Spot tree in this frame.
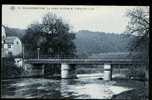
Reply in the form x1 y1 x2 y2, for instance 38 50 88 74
23 13 76 58
23 13 77 75
126 7 149 81
126 7 149 62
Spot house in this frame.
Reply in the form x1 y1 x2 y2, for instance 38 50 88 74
1 26 7 57
2 26 24 68
2 26 6 44
5 36 22 56
14 58 23 67
1 26 23 57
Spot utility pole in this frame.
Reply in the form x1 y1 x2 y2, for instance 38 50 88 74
58 47 59 58
37 48 40 59
22 45 24 59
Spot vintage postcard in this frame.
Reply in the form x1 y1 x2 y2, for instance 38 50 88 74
1 5 149 99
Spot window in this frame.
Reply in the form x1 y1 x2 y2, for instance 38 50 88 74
8 44 11 48
8 52 12 56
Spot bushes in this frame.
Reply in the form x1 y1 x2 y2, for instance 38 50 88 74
127 65 146 80
1 57 24 79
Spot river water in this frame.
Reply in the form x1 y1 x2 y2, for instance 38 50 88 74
1 73 133 99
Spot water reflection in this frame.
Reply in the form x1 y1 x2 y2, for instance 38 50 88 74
60 79 90 99
1 74 133 99
60 78 117 99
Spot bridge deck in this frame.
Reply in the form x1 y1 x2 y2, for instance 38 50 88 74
24 58 144 64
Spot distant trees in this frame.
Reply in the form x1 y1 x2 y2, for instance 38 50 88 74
23 13 76 58
126 7 149 62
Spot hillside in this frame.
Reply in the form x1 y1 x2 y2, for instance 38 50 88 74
4 27 135 58
4 26 26 40
74 30 135 57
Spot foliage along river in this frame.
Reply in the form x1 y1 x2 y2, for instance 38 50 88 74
1 73 133 99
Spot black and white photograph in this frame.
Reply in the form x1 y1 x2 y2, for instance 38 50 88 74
1 5 149 99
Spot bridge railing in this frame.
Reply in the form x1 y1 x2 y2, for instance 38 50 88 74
24 58 144 65
23 54 82 59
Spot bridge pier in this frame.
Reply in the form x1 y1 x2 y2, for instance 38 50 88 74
104 64 112 81
61 63 77 79
42 65 45 76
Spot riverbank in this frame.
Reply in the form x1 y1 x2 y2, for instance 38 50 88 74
112 87 148 100
111 80 148 100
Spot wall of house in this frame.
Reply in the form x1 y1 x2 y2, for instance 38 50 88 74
3 39 22 57
11 39 22 56
2 26 7 57
2 26 6 44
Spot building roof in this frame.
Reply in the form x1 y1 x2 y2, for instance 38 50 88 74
5 36 20 44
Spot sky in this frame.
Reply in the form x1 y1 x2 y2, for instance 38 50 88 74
2 5 149 34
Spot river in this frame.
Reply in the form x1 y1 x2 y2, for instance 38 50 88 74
1 73 134 99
